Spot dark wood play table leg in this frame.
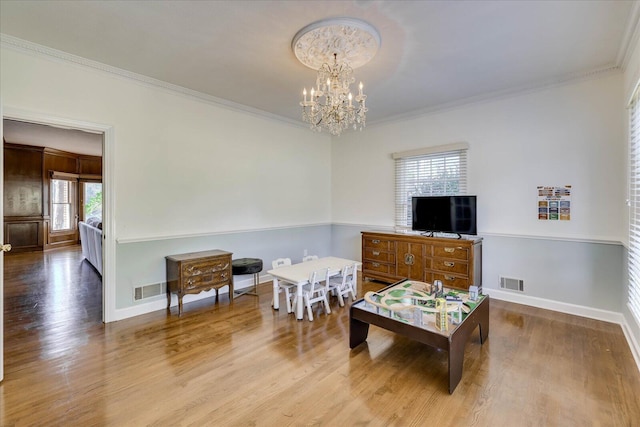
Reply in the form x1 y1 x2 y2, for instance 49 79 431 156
350 316 370 348
448 297 490 393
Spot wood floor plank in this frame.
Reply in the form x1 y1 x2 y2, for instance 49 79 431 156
2 247 640 426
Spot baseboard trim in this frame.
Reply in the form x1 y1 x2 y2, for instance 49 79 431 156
113 276 271 321
486 288 640 374
621 319 640 374
485 288 624 323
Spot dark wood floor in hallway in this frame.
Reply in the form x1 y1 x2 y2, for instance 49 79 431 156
2 247 640 426
3 246 102 373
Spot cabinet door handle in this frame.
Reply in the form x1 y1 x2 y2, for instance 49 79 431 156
372 262 380 267
372 251 380 256
444 261 455 267
372 239 380 244
404 253 414 265
444 275 455 281
444 247 455 253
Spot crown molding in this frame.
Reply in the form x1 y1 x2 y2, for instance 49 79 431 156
0 32 628 133
0 34 306 130
369 64 622 128
617 0 640 71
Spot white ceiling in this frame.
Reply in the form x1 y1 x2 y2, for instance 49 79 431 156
0 1 638 127
3 120 103 156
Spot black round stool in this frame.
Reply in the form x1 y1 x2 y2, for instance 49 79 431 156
232 258 263 297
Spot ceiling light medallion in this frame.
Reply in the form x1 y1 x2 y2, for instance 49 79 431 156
292 18 380 136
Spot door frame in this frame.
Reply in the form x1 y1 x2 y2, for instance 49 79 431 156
1 107 116 380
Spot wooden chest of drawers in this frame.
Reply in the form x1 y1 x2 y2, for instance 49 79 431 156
361 231 482 291
166 249 233 316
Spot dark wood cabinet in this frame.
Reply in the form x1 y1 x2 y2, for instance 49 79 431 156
362 231 482 291
166 250 233 316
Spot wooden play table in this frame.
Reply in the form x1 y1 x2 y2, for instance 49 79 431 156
349 279 489 393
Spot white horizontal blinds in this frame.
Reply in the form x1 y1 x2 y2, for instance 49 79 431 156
394 145 468 228
629 86 640 324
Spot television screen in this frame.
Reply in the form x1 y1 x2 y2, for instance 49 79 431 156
411 196 477 235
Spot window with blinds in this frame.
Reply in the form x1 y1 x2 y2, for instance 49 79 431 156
628 85 640 324
393 143 468 228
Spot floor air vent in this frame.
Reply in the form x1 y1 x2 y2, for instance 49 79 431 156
500 276 524 292
134 283 164 301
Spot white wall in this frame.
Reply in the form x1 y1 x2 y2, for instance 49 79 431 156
333 74 624 242
0 46 332 240
331 74 626 316
1 44 333 315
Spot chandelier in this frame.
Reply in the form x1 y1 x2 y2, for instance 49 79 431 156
292 18 380 136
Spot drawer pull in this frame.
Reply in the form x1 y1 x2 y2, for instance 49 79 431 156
372 262 380 267
444 247 455 253
220 272 228 280
444 261 455 267
444 275 455 281
372 251 380 256
372 239 380 244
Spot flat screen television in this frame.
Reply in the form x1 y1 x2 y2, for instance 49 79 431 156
411 195 477 236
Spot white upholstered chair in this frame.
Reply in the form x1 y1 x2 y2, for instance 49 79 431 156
302 255 319 262
271 258 297 313
327 263 358 306
293 267 331 321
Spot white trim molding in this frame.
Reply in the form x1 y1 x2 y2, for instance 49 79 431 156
621 319 640 374
116 222 332 244
479 232 623 246
0 34 305 130
2 106 118 324
114 275 270 321
485 288 624 324
486 288 639 374
370 65 622 128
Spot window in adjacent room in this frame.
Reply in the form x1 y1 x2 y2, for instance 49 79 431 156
51 178 76 231
628 83 640 324
393 143 468 228
82 182 102 220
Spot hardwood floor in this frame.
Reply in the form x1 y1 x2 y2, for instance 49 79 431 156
2 248 640 426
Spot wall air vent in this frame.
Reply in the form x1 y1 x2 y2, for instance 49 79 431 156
500 276 524 292
133 283 164 301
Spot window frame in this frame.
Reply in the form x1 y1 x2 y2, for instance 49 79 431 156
50 178 77 232
393 143 469 229
79 180 103 222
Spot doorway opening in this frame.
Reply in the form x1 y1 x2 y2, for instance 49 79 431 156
1 110 115 321
3 118 104 330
